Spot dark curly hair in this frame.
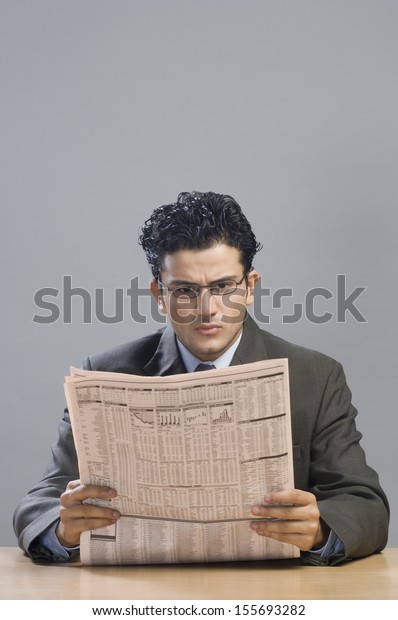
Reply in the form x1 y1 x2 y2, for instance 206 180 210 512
139 191 262 279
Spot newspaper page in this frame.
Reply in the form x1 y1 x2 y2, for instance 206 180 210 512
64 359 299 565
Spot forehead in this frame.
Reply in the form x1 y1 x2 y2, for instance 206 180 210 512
160 244 243 282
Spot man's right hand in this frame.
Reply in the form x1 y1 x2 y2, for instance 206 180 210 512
56 479 120 547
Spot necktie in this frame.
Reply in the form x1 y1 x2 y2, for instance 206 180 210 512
194 363 216 372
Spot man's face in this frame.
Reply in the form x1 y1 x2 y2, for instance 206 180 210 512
150 244 259 362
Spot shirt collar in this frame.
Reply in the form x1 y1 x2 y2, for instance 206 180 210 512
176 331 243 373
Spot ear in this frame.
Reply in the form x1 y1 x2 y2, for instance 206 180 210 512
246 270 260 306
150 280 167 313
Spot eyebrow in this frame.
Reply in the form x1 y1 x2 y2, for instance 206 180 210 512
167 275 241 286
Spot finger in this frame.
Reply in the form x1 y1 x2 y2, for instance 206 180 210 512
60 483 117 507
252 502 320 523
59 503 120 523
73 517 120 533
65 479 82 491
251 504 309 520
250 515 320 551
251 488 319 521
250 517 315 537
56 515 119 547
262 489 316 507
251 527 316 552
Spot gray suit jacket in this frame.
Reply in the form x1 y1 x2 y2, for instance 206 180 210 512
13 315 389 564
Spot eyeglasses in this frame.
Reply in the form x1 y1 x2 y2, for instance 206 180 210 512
158 274 247 299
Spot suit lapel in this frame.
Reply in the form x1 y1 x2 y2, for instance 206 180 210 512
231 314 269 365
143 325 186 376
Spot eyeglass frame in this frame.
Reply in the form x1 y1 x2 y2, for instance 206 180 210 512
157 273 248 299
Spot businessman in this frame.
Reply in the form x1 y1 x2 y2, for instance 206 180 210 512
14 191 389 565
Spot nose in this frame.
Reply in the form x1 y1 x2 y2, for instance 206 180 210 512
196 288 218 318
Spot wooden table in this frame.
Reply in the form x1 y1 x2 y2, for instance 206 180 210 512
0 547 397 600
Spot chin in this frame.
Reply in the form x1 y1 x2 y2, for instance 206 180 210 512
195 347 222 360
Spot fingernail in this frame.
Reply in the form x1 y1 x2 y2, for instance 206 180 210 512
251 506 261 515
250 521 259 530
112 511 120 518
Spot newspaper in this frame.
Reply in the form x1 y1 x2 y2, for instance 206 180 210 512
64 359 299 565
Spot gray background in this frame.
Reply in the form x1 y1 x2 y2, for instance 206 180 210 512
1 1 397 547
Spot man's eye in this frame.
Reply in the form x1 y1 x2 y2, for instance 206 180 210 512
214 280 235 291
175 287 197 297
212 281 234 293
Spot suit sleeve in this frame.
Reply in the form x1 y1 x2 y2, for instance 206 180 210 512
13 357 100 560
13 409 83 562
303 361 389 565
13 409 79 561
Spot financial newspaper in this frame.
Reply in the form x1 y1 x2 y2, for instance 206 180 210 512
64 359 299 565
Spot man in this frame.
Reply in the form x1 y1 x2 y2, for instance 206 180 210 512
14 191 389 565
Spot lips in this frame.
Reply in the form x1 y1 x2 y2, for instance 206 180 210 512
195 324 222 336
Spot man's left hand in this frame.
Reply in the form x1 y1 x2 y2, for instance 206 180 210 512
250 489 328 551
